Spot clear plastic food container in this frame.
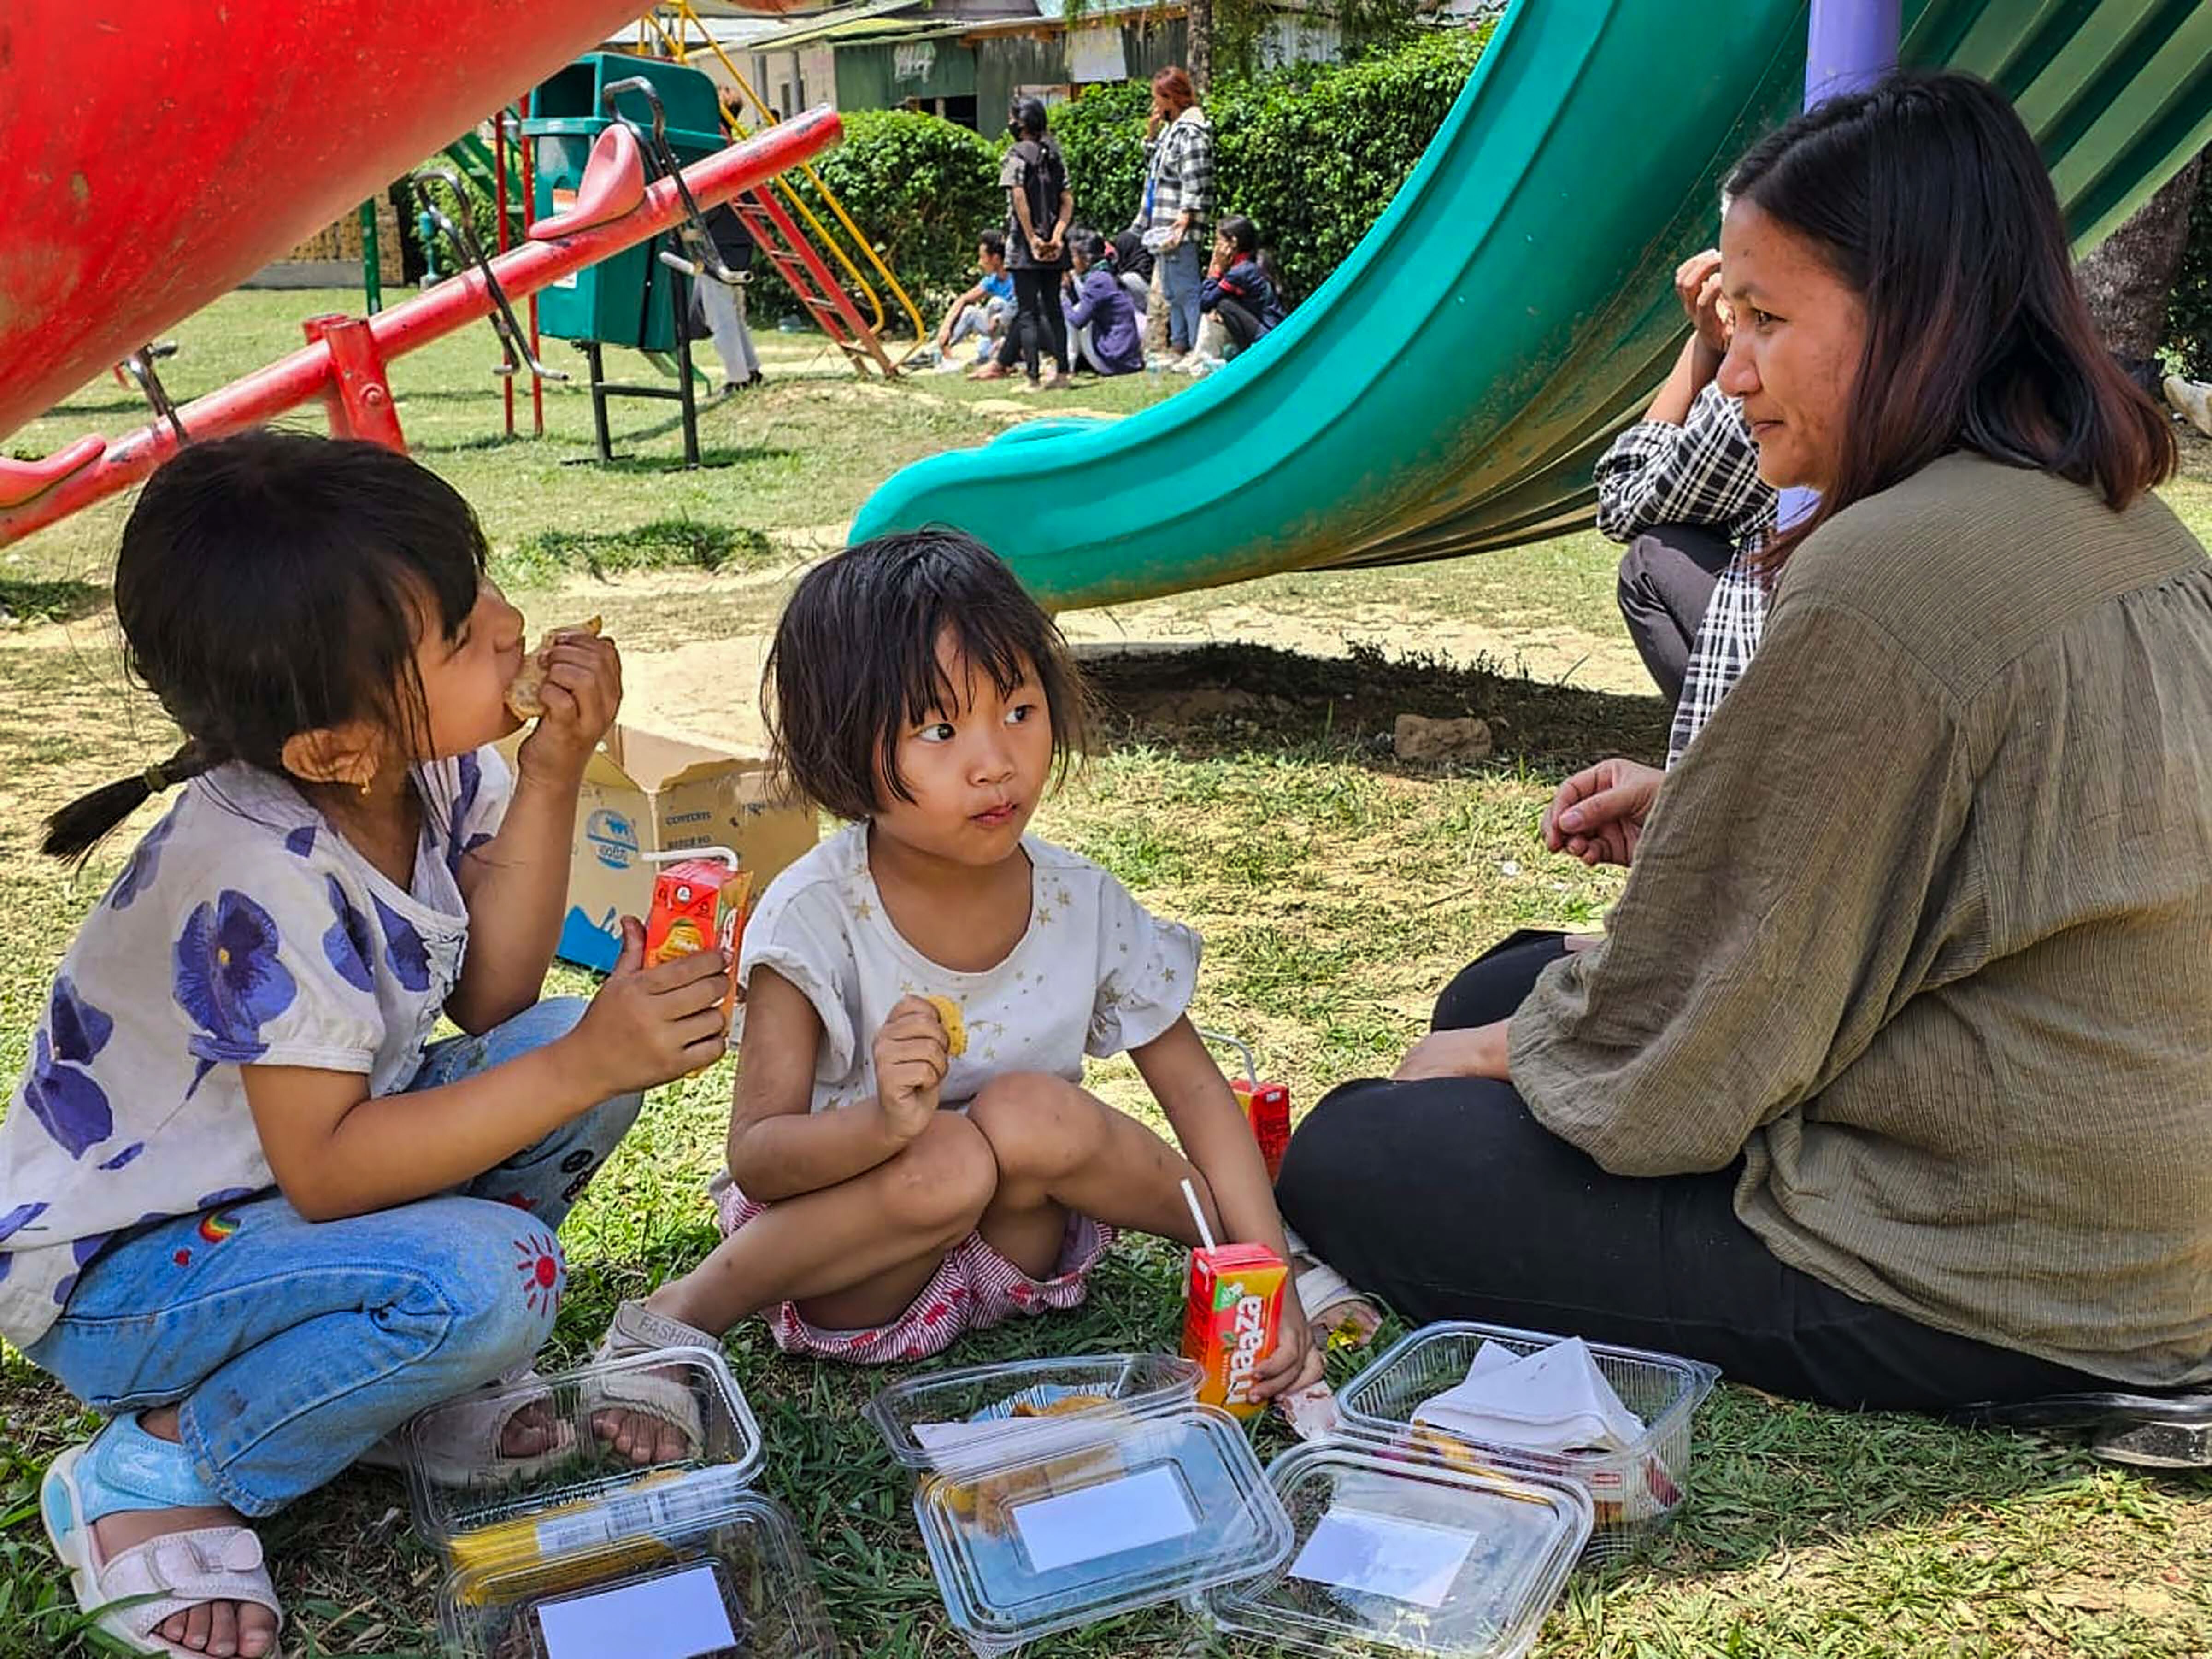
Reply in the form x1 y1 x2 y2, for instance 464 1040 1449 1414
865 1352 1203 1481
911 1400 1294 1655
438 1490 834 1658
398 1348 831 1657
402 1349 764 1548
1202 1439 1593 1657
1336 1322 1718 1562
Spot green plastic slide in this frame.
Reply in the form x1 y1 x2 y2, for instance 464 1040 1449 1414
849 0 2212 611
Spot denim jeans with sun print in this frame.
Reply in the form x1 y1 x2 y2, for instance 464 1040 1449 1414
25 997 640 1516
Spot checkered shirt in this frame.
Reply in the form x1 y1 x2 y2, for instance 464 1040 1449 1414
1141 110 1216 237
1594 381 1776 765
1667 555 1766 765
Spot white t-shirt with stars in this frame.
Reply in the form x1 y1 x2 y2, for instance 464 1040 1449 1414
738 824 1200 1114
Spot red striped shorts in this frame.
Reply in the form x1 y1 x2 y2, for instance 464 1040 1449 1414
712 1177 1116 1365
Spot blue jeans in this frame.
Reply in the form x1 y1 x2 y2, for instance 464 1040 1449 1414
1159 240 1204 353
25 998 640 1517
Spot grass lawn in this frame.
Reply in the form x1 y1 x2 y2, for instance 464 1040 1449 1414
3 290 2212 1657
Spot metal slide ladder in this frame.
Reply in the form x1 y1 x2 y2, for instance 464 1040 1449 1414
641 0 927 377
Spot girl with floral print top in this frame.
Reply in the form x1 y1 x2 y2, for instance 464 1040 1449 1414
594 530 1324 1397
0 433 733 1659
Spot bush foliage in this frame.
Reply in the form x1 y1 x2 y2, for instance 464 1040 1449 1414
756 108 1001 323
771 29 1490 327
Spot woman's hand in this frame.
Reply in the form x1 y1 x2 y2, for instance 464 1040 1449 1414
1542 757 1662 867
1392 1021 1510 1082
517 629 622 788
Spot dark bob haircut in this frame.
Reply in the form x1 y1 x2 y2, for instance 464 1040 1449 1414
1727 71 2174 570
762 529 1090 822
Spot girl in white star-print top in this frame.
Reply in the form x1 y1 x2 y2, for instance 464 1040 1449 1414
599 530 1324 1389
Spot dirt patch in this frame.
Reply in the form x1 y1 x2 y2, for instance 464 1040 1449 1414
1060 596 1651 698
617 634 773 750
1080 641 1667 771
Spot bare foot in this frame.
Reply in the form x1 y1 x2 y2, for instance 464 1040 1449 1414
498 1398 565 1460
587 1291 711 1466
89 1408 278 1658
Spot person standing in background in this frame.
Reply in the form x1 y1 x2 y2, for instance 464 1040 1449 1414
976 98 1074 392
1131 68 1215 364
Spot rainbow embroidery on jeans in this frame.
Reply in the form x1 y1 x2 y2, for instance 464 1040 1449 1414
197 1210 240 1244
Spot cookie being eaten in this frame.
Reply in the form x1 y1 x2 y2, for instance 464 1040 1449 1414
505 617 604 719
923 995 967 1057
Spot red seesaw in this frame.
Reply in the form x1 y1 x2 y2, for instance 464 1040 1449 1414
0 107 840 547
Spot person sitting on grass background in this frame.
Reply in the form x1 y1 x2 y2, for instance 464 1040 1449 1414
4 433 730 1659
933 231 1014 372
1192 214 1288 367
1596 247 1783 718
1278 71 2212 1417
591 529 1323 1407
1064 229 1144 378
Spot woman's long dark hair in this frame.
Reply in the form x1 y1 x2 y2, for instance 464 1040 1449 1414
1728 71 2174 570
43 430 488 864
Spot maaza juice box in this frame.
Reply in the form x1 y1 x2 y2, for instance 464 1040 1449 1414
1180 1244 1287 1421
1232 1077 1291 1181
645 853 752 1019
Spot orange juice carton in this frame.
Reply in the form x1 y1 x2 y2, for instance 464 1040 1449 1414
643 848 752 1019
1232 1077 1292 1181
1180 1244 1287 1421
1201 1030 1292 1181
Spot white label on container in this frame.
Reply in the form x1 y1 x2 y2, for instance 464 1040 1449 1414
1009 1465 1198 1573
1289 1507 1478 1609
914 1416 1106 1477
534 1562 736 1659
532 1466 747 1559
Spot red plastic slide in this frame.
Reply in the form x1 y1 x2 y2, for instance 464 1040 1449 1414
0 0 797 442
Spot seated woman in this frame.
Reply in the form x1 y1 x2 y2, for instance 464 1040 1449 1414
1064 230 1144 377
1277 72 2212 1414
1195 215 1287 362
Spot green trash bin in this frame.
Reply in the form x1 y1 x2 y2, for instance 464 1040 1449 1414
523 53 724 353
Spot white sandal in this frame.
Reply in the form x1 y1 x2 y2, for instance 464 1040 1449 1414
356 1368 576 1486
587 1300 721 1451
41 1437 283 1658
1285 1227 1384 1350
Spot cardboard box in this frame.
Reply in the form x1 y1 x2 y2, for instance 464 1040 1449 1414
510 725 818 974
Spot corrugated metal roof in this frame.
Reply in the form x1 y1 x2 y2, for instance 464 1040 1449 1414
741 0 938 52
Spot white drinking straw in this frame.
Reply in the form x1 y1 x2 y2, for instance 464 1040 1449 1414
1180 1178 1218 1252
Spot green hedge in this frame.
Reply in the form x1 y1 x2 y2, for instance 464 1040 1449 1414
1053 32 1488 300
753 108 1001 326
756 30 1489 332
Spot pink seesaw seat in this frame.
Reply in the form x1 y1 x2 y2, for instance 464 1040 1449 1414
527 124 647 239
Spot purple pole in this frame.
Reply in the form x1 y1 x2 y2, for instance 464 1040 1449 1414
1805 0 1900 107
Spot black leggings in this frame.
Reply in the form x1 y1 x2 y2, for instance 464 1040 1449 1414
1210 296 1265 351
998 266 1070 378
1615 522 1735 706
1275 932 2116 1413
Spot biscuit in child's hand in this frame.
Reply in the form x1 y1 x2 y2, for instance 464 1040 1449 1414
923 995 967 1057
505 616 604 718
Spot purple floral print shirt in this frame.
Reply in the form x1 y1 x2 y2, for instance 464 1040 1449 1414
0 749 510 1345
